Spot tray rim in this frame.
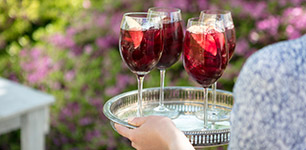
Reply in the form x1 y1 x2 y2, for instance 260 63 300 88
103 86 233 130
103 86 233 148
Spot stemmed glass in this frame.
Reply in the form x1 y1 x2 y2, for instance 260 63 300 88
119 12 163 117
200 10 236 121
183 17 228 129
148 7 184 118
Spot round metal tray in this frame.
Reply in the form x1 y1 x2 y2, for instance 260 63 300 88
103 86 234 148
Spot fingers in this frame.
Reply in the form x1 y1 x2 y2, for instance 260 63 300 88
128 117 148 126
114 123 132 139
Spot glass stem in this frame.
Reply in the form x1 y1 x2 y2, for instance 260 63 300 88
136 75 144 117
212 82 217 110
203 87 208 129
159 69 166 109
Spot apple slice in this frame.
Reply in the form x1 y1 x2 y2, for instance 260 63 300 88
187 25 218 56
125 16 143 48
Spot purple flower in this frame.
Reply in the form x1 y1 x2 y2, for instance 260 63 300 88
84 44 93 54
49 33 76 49
154 0 189 12
96 14 107 28
241 1 267 19
282 7 306 39
256 16 280 36
197 0 209 10
59 102 80 121
106 131 116 149
283 7 306 31
65 70 75 81
60 135 69 144
110 13 123 38
66 27 78 37
277 0 287 7
79 117 93 126
67 122 76 132
154 0 169 8
235 38 250 56
30 48 41 58
20 48 54 84
230 0 243 7
290 0 303 5
105 86 121 96
286 25 301 39
85 129 101 141
89 98 103 108
116 74 135 89
53 137 61 146
8 73 19 82
70 45 83 56
95 36 113 50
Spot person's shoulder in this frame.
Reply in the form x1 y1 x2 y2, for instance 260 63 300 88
233 35 306 103
246 34 306 67
230 35 306 150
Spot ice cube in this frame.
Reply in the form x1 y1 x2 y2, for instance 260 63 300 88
213 20 226 33
162 16 171 23
125 16 142 30
224 16 234 28
187 25 206 34
225 22 234 29
144 15 163 30
142 21 153 30
198 17 226 33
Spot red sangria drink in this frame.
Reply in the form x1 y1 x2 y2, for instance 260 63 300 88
148 7 184 118
200 10 235 123
226 27 236 59
156 21 184 69
183 27 228 88
119 12 163 117
183 17 228 129
120 28 163 74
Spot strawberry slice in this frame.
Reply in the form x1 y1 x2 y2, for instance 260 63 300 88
125 16 143 48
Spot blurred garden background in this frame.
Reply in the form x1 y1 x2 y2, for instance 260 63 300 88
0 0 305 149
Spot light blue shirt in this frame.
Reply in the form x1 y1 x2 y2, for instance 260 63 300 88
229 35 306 150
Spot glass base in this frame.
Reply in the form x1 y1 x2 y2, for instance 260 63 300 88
195 107 231 122
144 106 180 119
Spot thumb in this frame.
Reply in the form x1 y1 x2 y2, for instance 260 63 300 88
128 117 148 127
114 123 132 139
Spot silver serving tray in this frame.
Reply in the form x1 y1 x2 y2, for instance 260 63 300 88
103 86 234 148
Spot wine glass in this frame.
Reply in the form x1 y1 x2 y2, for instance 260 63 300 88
183 17 228 129
119 12 163 117
148 7 184 118
200 10 236 122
